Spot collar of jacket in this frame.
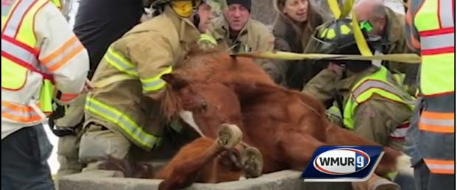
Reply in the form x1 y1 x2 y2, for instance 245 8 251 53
337 66 380 96
273 14 304 41
383 7 404 47
164 6 201 44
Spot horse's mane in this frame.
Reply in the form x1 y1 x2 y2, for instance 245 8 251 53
159 43 231 121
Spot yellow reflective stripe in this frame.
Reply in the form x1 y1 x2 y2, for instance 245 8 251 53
198 34 217 45
39 79 54 113
85 97 159 149
140 66 172 92
351 80 405 103
104 48 138 77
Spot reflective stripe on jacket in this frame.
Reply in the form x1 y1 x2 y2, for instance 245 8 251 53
343 66 415 140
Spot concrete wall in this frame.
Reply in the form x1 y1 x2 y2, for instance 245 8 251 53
59 170 353 190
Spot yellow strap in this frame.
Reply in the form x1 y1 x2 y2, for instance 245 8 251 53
327 0 354 19
92 74 136 89
327 0 342 18
234 51 421 64
340 0 355 18
351 11 374 56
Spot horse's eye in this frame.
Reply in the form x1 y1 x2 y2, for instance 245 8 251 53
201 101 208 111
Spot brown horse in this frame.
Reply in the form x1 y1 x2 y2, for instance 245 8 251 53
100 47 403 190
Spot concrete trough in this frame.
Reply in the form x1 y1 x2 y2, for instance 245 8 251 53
58 170 353 190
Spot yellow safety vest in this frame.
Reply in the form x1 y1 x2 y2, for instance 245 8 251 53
1 0 56 124
414 0 454 96
413 0 455 175
343 66 415 137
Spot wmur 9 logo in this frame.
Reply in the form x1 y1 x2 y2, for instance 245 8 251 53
301 146 384 182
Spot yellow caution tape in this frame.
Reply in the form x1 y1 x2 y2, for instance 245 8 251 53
234 51 421 64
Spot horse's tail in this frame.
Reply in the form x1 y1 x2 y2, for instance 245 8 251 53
98 156 155 179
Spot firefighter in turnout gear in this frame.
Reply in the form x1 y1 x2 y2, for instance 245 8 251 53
1 0 89 188
404 0 455 189
302 18 416 190
78 0 217 173
54 0 147 177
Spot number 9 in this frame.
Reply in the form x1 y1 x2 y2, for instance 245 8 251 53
357 156 364 168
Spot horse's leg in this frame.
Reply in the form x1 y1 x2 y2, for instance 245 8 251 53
157 124 242 190
219 143 264 179
278 132 326 170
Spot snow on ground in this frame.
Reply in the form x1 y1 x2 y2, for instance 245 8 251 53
45 0 404 175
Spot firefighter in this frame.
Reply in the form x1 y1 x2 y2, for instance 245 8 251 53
78 0 217 173
208 0 282 83
54 0 147 177
353 0 419 96
302 18 416 190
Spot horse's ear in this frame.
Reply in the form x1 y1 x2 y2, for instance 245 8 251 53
161 73 189 90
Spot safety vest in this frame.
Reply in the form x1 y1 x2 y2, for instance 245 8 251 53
1 0 58 125
413 0 455 174
343 66 415 140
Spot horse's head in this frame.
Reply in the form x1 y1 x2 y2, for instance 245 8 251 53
161 72 243 138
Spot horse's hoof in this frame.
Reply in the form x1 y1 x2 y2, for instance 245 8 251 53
217 124 242 149
241 146 263 179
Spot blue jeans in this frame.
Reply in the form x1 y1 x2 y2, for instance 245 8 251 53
2 125 55 190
